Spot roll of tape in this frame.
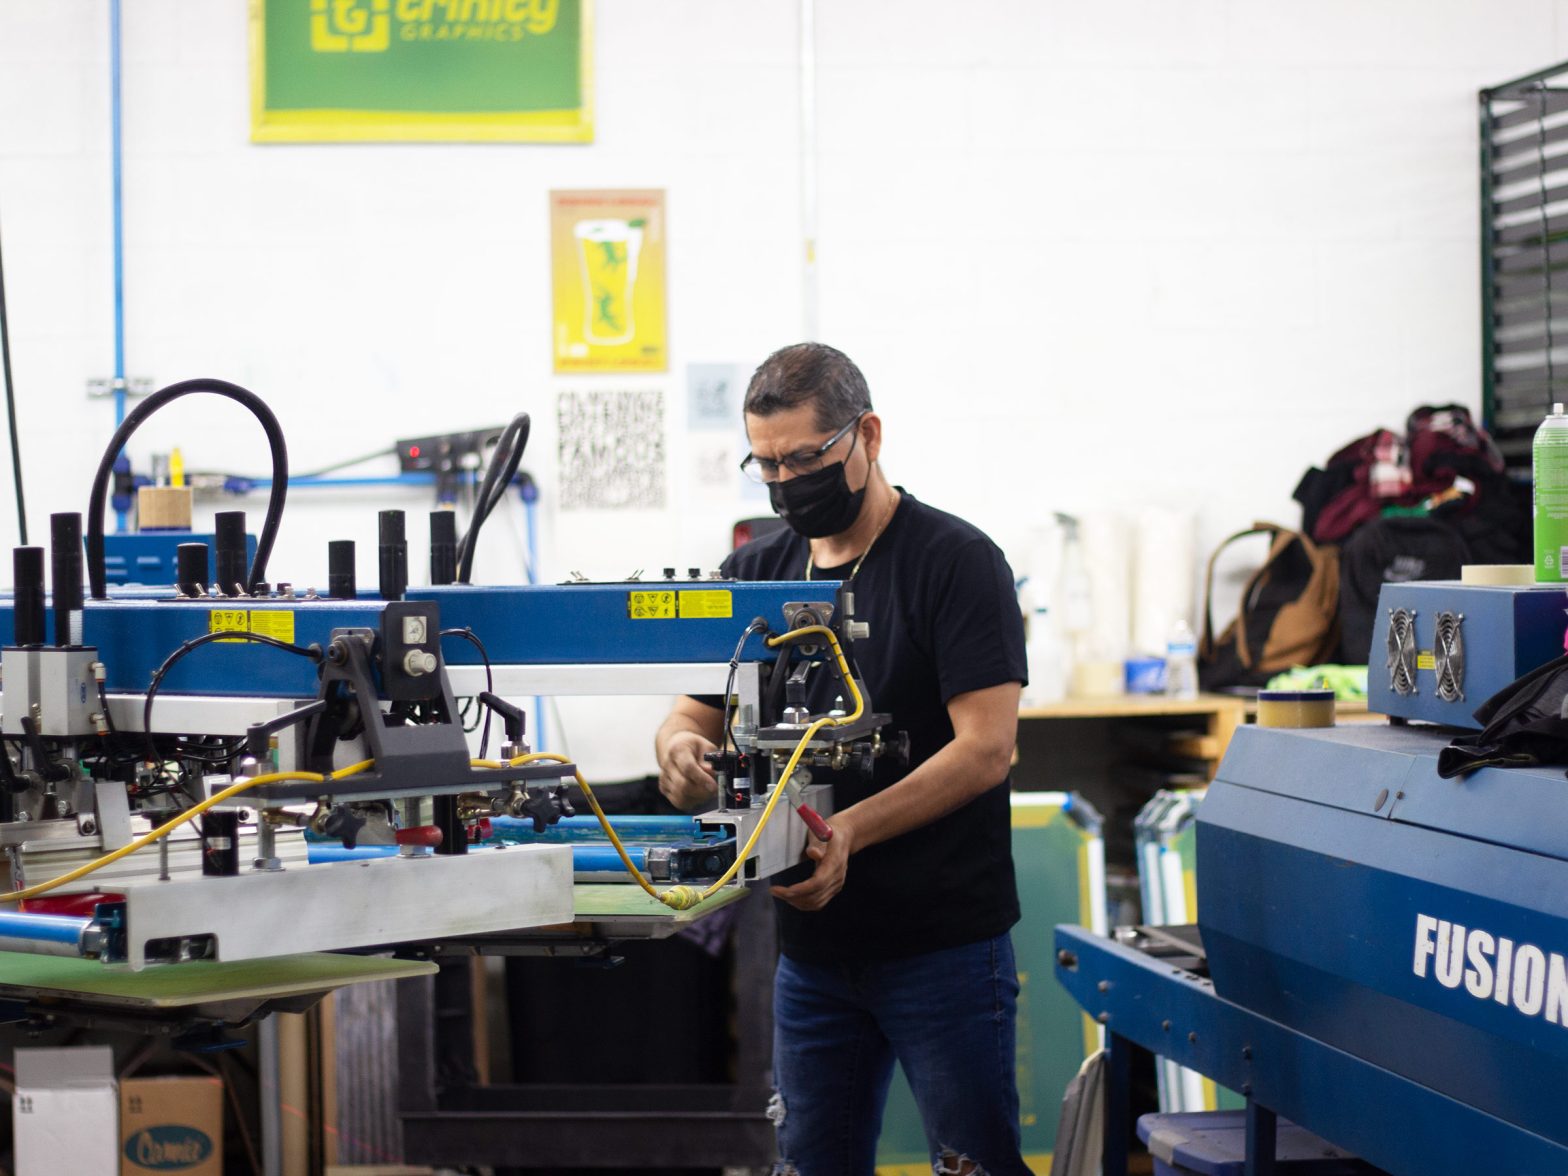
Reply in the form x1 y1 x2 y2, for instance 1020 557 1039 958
1460 564 1534 586
1257 689 1335 729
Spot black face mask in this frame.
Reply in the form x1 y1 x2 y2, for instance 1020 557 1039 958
768 461 866 538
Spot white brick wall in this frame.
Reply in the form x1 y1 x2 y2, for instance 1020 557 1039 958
0 0 1565 763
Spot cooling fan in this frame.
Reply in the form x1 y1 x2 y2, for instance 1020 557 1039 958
1387 607 1418 696
1433 610 1465 703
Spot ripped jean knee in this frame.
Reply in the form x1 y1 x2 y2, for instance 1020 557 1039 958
767 1091 797 1175
934 1147 987 1176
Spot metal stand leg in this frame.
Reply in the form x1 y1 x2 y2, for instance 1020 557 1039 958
1245 1097 1277 1176
1104 1030 1132 1176
259 1014 283 1176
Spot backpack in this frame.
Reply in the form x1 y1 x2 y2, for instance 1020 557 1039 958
1198 524 1341 690
1337 515 1470 664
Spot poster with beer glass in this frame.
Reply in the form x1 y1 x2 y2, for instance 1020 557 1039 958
549 190 667 373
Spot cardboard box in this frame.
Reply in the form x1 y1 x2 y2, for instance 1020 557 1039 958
14 1046 119 1176
120 1075 223 1176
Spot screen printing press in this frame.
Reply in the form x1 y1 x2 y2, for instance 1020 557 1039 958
0 552 889 1027
0 377 896 1041
0 381 908 1172
1055 579 1568 1175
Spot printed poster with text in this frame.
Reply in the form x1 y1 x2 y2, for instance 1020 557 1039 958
550 190 667 374
251 0 593 143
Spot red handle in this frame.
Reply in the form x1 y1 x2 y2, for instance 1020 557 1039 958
798 804 833 842
396 825 444 848
20 892 124 917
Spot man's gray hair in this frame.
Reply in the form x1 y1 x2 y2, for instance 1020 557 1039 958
743 343 872 431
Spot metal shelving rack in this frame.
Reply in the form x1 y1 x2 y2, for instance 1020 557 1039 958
1481 60 1568 478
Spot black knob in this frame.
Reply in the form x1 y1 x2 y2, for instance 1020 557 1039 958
328 540 357 599
50 513 83 646
429 510 457 586
12 547 45 646
214 510 248 595
176 542 209 597
378 510 407 601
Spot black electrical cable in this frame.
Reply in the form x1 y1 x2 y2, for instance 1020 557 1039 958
720 619 770 760
455 416 527 582
0 209 27 544
440 627 494 759
456 412 529 583
141 630 322 765
87 379 289 599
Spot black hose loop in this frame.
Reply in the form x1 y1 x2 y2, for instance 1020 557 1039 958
87 378 289 599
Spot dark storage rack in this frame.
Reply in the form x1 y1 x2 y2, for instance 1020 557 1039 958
1482 60 1568 478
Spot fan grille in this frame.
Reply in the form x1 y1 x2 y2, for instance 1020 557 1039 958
1387 608 1418 696
1434 611 1465 703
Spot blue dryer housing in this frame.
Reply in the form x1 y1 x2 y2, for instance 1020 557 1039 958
1365 581 1567 729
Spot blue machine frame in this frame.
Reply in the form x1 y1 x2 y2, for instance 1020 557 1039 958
1366 580 1567 728
1055 720 1568 1175
0 580 837 695
1054 925 1568 1175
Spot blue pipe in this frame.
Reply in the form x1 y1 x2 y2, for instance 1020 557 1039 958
304 841 653 873
572 845 648 873
489 814 706 842
303 815 704 856
308 844 398 864
0 910 91 949
110 0 128 532
245 474 439 490
523 488 544 750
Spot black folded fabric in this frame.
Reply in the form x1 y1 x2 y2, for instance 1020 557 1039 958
1438 653 1568 778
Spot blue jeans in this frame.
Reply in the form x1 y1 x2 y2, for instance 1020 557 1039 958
770 932 1030 1176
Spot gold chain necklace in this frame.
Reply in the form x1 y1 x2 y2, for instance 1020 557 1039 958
806 493 898 581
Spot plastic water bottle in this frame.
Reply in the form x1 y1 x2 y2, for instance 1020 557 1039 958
1534 402 1568 582
1165 618 1199 699
1024 606 1067 705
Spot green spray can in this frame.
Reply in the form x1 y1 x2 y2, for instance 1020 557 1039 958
1534 402 1568 581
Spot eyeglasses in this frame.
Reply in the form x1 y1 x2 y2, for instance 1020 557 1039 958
739 413 865 483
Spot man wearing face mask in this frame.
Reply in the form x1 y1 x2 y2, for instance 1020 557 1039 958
654 343 1030 1176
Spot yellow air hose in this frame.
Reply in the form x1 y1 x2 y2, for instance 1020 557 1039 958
484 624 865 910
0 760 376 905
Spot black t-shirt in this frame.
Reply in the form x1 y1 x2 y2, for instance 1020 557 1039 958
718 490 1027 963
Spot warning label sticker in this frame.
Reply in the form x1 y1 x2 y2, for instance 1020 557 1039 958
628 590 678 619
678 590 732 619
208 610 296 643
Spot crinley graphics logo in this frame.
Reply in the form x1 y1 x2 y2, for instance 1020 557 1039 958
1413 913 1568 1025
310 0 391 52
311 0 561 50
124 1124 214 1171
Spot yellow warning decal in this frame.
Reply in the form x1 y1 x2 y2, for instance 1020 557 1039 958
208 609 251 642
678 589 733 619
249 610 296 643
1417 651 1436 671
628 590 677 620
208 610 296 643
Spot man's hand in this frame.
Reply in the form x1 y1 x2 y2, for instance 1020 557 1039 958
769 815 856 912
658 729 719 811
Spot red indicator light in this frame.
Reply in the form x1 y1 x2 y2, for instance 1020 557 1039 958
409 445 421 459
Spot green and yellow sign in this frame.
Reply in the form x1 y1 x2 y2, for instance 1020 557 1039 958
250 0 593 142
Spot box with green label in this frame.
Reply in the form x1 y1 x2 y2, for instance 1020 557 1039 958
120 1075 223 1176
